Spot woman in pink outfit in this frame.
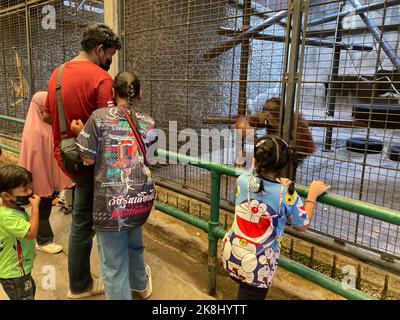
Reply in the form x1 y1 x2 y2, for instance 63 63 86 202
19 91 74 254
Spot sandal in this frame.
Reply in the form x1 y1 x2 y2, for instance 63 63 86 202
67 278 104 299
132 265 152 299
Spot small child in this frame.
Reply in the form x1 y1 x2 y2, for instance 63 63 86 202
222 135 330 300
74 71 157 300
0 165 40 300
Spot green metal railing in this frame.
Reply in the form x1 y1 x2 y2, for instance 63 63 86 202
3 114 399 299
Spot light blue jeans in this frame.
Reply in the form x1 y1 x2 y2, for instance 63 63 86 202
96 227 148 300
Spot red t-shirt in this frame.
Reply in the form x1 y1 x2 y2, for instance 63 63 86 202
44 60 114 177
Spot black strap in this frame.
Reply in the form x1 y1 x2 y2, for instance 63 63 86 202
56 63 67 137
118 105 148 166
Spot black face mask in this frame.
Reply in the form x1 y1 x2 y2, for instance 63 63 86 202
100 59 112 71
12 193 33 207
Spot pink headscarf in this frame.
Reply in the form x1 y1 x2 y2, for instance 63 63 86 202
19 91 74 197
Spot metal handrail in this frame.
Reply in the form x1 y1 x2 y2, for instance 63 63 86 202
0 114 391 299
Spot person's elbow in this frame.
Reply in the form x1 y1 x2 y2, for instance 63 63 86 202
80 155 95 165
43 112 52 124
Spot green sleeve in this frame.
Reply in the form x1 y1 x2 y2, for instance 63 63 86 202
1 213 31 238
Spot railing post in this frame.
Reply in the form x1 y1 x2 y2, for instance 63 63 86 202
208 169 221 295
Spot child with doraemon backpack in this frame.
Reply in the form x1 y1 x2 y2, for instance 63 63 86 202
222 135 330 300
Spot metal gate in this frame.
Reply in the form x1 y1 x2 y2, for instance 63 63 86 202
121 0 400 260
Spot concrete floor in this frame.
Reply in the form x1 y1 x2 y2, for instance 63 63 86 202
1 204 343 300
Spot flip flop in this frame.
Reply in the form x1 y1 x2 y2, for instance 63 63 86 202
67 278 104 299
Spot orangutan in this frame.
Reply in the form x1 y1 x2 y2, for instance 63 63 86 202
235 97 315 164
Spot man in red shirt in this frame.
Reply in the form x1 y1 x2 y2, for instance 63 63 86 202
43 24 121 299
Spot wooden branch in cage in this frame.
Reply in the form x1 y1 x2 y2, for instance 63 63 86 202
202 116 400 129
227 0 287 28
216 27 373 52
203 10 288 61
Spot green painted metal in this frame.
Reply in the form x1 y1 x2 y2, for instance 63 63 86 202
207 169 221 295
0 116 390 299
156 149 400 227
153 200 377 300
0 114 25 125
155 201 209 232
155 148 241 177
0 143 20 154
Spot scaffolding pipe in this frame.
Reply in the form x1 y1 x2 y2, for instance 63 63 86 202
307 0 400 27
348 0 400 74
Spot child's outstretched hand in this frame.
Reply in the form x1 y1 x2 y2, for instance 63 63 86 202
308 180 331 200
29 195 41 208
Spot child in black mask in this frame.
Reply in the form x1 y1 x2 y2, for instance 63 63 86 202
0 165 40 300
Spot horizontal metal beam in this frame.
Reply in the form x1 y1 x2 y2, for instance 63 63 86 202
295 184 400 227
216 27 373 51
307 23 400 39
156 178 400 272
308 0 400 27
156 148 400 227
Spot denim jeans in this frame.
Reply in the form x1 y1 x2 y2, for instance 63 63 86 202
0 274 36 300
68 176 95 293
96 227 148 300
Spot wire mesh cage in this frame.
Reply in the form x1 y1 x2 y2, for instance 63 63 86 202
122 0 400 260
0 0 104 138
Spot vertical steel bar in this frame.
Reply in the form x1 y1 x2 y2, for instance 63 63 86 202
290 0 309 180
348 0 400 74
355 2 388 244
207 169 221 295
282 0 303 179
324 1 345 151
237 0 251 167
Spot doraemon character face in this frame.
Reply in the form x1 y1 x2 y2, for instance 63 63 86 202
233 199 278 245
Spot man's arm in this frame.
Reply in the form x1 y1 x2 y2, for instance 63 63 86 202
43 112 52 124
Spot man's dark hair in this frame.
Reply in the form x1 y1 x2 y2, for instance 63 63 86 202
0 165 32 193
81 24 122 52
